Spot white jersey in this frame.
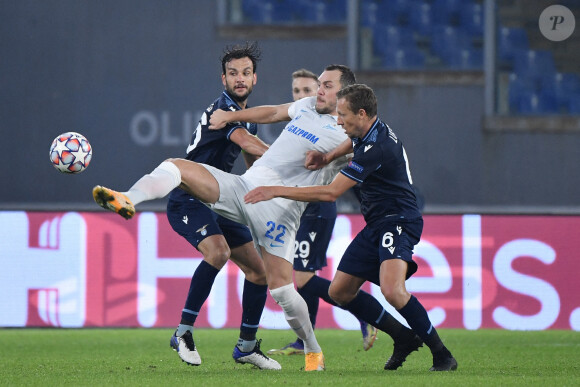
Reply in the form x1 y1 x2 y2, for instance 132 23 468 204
248 96 349 187
202 97 349 263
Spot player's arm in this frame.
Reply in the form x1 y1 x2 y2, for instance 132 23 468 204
209 103 293 129
305 138 354 170
244 173 357 204
229 128 269 157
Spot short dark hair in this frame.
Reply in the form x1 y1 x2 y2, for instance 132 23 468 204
336 84 378 117
324 64 356 88
221 41 262 74
292 68 318 82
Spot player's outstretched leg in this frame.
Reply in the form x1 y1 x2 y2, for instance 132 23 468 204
360 320 378 351
384 331 423 370
267 339 305 356
92 185 135 220
232 339 281 370
170 330 201 366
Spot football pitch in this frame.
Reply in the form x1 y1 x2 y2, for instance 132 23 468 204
1 328 578 386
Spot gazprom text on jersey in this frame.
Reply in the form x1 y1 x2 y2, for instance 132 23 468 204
286 124 319 144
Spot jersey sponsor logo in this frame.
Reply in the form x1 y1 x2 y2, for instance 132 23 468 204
348 160 364 173
285 124 319 144
308 232 317 242
196 224 209 236
301 259 309 268
364 144 373 152
388 246 396 254
397 225 402 235
182 215 189 224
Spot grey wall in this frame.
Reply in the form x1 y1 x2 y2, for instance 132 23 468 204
2 1 578 213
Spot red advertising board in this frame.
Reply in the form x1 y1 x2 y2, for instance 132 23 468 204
1 211 578 330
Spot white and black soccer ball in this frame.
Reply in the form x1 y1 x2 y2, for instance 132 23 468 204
49 132 92 174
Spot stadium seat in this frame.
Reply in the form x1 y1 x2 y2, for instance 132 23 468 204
408 1 433 35
460 2 484 37
444 47 483 69
299 0 346 23
517 91 559 114
372 25 415 56
242 0 294 23
507 72 536 113
512 49 556 82
498 27 529 64
568 93 580 114
542 72 580 111
432 0 464 26
381 47 426 69
360 0 382 27
430 25 470 58
361 0 409 27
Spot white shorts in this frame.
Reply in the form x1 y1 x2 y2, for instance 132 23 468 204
200 164 305 263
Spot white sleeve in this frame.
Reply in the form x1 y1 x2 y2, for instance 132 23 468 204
288 96 316 119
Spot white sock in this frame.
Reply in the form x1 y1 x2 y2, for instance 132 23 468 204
124 161 181 205
269 283 321 354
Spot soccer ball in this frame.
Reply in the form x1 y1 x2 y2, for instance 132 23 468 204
49 132 92 174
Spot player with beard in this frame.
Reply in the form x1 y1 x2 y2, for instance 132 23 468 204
165 42 279 370
267 69 377 356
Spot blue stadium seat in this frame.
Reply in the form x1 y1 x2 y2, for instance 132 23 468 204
242 0 294 23
361 0 409 27
568 93 580 114
445 47 483 69
518 91 559 114
432 0 463 26
372 25 415 56
498 27 529 64
508 72 536 113
360 0 383 27
381 47 426 69
460 2 484 37
542 72 580 111
512 49 556 81
299 0 346 24
408 1 433 35
430 25 470 58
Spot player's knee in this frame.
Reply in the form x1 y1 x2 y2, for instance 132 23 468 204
245 271 267 286
328 283 350 306
381 284 409 309
204 248 231 269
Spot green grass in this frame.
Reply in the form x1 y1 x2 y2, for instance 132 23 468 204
1 328 579 386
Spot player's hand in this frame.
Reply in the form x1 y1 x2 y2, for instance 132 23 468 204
208 109 229 130
244 186 276 204
305 150 328 170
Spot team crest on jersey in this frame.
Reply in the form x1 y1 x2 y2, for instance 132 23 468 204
322 124 337 131
301 259 309 268
309 232 317 242
348 160 364 173
196 224 209 236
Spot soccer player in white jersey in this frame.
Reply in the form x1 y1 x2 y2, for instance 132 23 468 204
92 65 355 372
267 69 377 356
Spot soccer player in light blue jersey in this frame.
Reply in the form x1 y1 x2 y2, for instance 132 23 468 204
244 84 458 372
